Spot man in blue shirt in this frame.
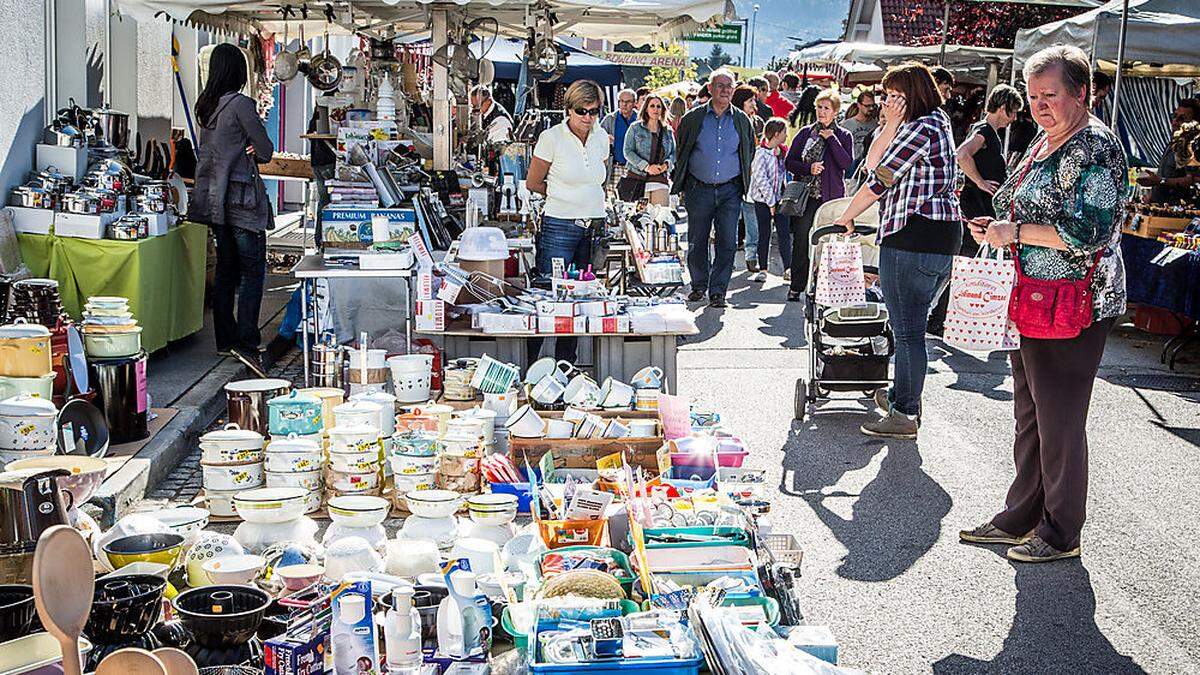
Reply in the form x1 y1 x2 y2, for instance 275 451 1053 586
670 70 755 308
601 89 638 198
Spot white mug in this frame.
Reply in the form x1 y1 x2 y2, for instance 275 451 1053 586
545 418 575 439
598 377 635 409
627 418 658 437
483 389 519 418
530 374 567 406
562 406 590 423
635 389 660 412
504 404 546 438
603 419 631 438
576 413 606 439
471 354 521 394
526 357 576 386
631 366 665 390
563 374 600 408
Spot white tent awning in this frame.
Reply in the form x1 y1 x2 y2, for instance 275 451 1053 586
790 41 1011 70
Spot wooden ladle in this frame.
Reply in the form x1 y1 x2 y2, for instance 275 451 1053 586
31 525 95 675
95 648 167 675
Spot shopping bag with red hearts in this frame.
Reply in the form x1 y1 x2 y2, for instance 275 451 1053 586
813 237 867 308
944 248 1020 352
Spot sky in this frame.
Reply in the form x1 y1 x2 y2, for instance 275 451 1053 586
684 0 851 68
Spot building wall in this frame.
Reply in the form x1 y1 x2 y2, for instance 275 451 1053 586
0 0 48 197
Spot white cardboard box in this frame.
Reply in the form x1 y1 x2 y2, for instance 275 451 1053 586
536 300 577 318
56 212 117 239
587 316 631 334
414 299 445 332
537 316 587 334
8 207 55 235
36 144 89 181
578 300 617 317
475 313 536 334
415 269 434 300
142 212 175 236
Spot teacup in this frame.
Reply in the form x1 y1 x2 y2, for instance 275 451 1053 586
483 389 519 418
526 357 576 386
545 418 575 439
576 413 606 439
627 419 658 437
597 377 635 409
634 389 660 412
603 419 630 438
563 374 600 408
504 404 546 438
563 407 590 423
630 366 665 390
530 374 567 406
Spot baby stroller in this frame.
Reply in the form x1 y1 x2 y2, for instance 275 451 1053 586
795 197 894 420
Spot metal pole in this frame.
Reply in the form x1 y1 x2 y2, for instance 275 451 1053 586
741 18 749 66
749 5 759 68
431 8 451 171
938 0 951 65
1110 0 1131 131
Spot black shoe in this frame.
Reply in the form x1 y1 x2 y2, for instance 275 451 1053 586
708 295 727 308
787 291 802 302
687 290 706 302
927 322 945 338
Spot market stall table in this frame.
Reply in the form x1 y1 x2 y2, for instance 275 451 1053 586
17 221 208 353
1121 233 1200 368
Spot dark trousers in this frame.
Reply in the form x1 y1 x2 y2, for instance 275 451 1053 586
991 317 1114 551
685 180 742 298
529 217 595 362
212 224 266 351
789 199 820 292
753 202 792 272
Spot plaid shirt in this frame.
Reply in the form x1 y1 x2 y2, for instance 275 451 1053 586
866 108 961 241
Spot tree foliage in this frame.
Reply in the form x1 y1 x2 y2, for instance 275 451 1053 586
643 42 698 90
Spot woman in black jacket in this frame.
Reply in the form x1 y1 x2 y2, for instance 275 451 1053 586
189 44 274 358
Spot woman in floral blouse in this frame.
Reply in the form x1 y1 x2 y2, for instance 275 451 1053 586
960 45 1127 564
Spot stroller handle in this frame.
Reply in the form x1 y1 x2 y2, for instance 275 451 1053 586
810 223 877 244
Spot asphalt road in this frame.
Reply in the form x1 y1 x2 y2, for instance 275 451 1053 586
677 259 1200 674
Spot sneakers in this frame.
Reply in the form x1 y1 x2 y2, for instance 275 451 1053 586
746 260 760 273
687 290 706 302
749 271 767 282
1005 535 1081 563
708 295 727 308
860 409 918 439
959 522 1032 546
783 269 792 281
873 388 890 412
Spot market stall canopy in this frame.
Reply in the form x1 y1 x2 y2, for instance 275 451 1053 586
1013 0 1200 75
113 0 735 46
790 41 1011 72
404 36 624 86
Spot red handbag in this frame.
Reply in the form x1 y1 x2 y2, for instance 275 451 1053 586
1005 139 1101 340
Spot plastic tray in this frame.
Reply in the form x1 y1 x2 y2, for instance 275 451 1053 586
537 546 637 595
501 598 639 653
641 526 752 550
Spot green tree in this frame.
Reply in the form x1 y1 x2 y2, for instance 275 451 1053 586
706 44 734 70
642 42 698 90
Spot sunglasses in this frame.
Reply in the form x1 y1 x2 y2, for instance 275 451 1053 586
574 107 602 117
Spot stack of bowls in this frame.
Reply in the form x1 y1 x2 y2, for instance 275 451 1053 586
0 394 59 464
264 434 323 513
388 430 440 509
437 417 485 494
198 424 265 508
6 279 64 327
345 347 390 396
326 423 383 498
80 296 142 359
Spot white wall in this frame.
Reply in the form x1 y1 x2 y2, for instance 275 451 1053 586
0 0 48 195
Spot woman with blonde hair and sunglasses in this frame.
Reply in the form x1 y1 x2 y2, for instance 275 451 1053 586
526 79 610 361
621 94 677 205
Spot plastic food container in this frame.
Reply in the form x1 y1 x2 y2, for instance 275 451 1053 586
201 461 264 491
456 226 507 261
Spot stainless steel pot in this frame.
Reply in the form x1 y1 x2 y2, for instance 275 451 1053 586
0 470 71 550
93 106 130 150
62 192 100 215
9 188 51 210
107 215 147 240
225 378 292 436
136 195 167 214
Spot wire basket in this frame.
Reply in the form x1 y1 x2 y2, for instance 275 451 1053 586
763 533 804 567
200 667 260 675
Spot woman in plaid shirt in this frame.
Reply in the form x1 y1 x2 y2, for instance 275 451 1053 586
834 62 962 439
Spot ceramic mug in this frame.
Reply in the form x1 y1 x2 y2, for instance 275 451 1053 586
545 418 575 439
504 404 546 438
562 407 589 423
483 389 519 418
635 389 660 412
576 413 606 439
563 374 600 408
603 419 630 438
630 366 665 390
470 354 521 394
597 377 635 409
530 374 567 406
627 419 658 437
525 357 575 386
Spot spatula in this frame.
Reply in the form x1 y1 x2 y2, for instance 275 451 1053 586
31 525 94 675
96 648 167 675
153 648 199 675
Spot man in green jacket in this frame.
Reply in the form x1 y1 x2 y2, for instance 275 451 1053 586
671 69 756 308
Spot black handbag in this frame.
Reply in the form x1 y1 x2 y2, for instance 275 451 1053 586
777 179 811 217
616 129 664 202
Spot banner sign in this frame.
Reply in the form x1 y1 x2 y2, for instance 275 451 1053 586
685 24 743 44
598 51 690 69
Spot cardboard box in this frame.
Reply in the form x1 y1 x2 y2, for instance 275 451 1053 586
536 300 577 318
415 299 446 332
141 212 174 236
320 207 417 250
782 625 839 665
476 312 536 334
8 207 55 235
55 212 118 239
36 144 88 181
537 316 587 334
587 315 631 334
578 300 617 317
264 626 327 675
551 277 606 296
415 268 435 300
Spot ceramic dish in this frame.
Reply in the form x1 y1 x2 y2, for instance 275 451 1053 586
202 554 266 585
200 460 264 491
333 401 383 429
327 449 382 474
185 533 246 587
326 467 381 493
266 469 323 492
102 532 185 570
4 456 108 508
404 489 463 519
302 489 323 514
466 493 519 526
147 506 210 546
388 452 438 476
86 296 129 308
233 487 308 524
264 449 323 473
202 488 240 518
275 563 324 591
393 471 434 495
322 536 383 582
200 444 265 465
327 495 390 528
328 423 381 452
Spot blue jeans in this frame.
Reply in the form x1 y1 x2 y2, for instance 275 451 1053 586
535 216 595 282
741 201 758 264
685 181 742 298
213 224 267 351
753 202 791 272
878 246 952 416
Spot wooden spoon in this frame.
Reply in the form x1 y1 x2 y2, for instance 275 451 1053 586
96 648 167 675
153 648 200 675
31 525 94 675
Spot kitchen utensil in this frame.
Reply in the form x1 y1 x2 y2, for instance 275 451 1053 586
56 400 109 458
199 461 263 491
171 585 270 648
0 584 35 641
146 507 209 547
264 469 322 492
152 648 199 675
224 379 291 437
93 107 131 150
201 555 265 585
32 525 93 675
85 574 167 644
0 394 58 451
0 470 71 549
4 457 106 516
232 487 307 524
387 354 433 404
273 19 301 82
266 390 323 437
0 323 53 378
275 564 324 592
65 325 88 396
101 533 185 571
88 352 148 444
327 496 389 528
404 489 463 519
83 327 142 358
322 537 383 582
95 647 166 675
183 533 245 587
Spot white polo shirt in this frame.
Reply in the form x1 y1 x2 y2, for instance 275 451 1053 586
533 120 610 220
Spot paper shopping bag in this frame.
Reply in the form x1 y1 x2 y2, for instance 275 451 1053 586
944 249 1020 352
813 238 867 308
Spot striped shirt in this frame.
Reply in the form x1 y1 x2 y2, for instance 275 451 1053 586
866 108 961 241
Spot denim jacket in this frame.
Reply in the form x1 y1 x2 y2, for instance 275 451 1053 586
622 121 676 176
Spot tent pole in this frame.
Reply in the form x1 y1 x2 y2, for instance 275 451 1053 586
938 0 951 65
1110 0 1131 130
431 8 451 171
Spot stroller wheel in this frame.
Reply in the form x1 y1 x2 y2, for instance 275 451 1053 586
794 379 807 420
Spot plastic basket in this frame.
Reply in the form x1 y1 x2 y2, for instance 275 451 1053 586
536 518 606 549
537 546 637 596
763 533 804 566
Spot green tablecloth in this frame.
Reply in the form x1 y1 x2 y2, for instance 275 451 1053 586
17 221 209 353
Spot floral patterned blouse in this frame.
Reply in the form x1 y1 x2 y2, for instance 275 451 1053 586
993 118 1128 321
